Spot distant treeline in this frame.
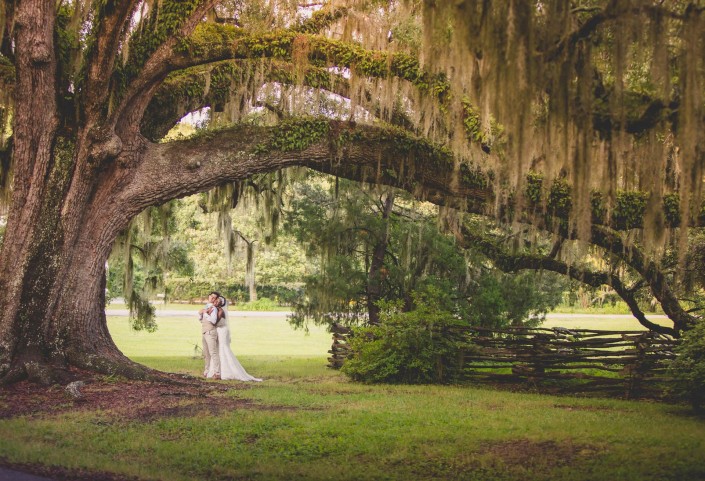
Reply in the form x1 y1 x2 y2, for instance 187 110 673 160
165 278 302 305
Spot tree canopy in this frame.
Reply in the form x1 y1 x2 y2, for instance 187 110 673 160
1 0 704 383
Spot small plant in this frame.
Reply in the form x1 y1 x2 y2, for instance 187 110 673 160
668 320 705 412
99 374 121 384
341 286 476 384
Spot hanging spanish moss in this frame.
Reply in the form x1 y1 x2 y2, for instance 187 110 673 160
407 1 705 257
111 202 179 331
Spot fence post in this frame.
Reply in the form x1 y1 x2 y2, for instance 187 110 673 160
328 323 352 369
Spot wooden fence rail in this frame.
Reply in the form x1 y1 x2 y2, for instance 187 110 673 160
328 323 680 398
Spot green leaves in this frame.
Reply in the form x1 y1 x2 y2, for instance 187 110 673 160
258 117 330 153
668 320 705 411
342 286 475 384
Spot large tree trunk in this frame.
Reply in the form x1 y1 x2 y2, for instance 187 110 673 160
0 136 152 383
0 0 149 384
0 0 63 382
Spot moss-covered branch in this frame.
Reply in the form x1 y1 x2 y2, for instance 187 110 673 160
454 223 679 336
174 25 447 93
132 118 698 335
142 59 415 140
292 6 349 34
589 225 697 332
121 119 492 232
81 0 141 121
140 117 705 238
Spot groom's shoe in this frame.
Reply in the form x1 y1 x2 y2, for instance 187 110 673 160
213 374 221 380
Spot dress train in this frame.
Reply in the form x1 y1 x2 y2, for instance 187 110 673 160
216 309 262 382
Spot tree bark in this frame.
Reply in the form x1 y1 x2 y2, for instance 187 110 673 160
0 0 61 382
244 238 257 302
366 192 394 325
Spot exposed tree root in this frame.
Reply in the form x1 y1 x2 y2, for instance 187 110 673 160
0 359 78 386
0 351 187 387
66 351 197 386
0 365 28 386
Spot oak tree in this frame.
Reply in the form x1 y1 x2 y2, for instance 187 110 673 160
1 0 703 383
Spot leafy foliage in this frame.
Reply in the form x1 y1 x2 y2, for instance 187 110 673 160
465 271 564 328
286 174 568 330
341 286 476 384
668 320 705 411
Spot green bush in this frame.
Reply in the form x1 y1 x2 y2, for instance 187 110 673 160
341 287 476 384
238 297 280 311
669 320 705 412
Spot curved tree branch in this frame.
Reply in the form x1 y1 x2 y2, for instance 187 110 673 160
82 0 141 121
90 116 698 337
60 114 695 339
142 59 415 141
453 223 678 337
589 225 697 332
112 0 221 132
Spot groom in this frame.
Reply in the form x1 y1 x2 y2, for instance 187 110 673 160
198 291 221 379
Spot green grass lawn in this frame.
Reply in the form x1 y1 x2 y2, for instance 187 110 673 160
541 313 672 331
0 314 703 481
106 313 332 359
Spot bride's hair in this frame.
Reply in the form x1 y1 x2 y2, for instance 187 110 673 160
218 296 227 307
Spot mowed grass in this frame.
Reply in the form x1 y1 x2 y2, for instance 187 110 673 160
542 313 673 331
0 313 703 481
106 310 332 359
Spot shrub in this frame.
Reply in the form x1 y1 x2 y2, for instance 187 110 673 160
237 297 280 311
341 286 476 384
669 320 705 412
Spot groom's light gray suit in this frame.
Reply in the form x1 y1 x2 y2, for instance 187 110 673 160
200 308 220 377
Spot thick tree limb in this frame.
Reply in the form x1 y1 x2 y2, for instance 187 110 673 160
142 59 415 141
165 26 450 100
589 225 697 332
82 0 141 121
453 223 678 336
95 120 480 218
112 0 221 132
125 118 697 334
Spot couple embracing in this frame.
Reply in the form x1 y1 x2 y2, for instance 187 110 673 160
198 291 262 382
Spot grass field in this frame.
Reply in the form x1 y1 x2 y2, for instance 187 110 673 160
106 312 332 359
0 312 703 481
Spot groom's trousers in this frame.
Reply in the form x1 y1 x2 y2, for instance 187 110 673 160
203 329 220 376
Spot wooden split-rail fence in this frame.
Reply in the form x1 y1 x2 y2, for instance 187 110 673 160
328 323 680 398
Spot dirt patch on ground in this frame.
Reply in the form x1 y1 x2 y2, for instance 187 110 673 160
552 403 629 412
0 370 283 422
478 439 602 470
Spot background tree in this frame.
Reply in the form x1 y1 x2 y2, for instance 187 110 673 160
286 174 565 330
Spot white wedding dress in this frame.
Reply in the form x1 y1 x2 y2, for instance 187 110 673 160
215 307 262 382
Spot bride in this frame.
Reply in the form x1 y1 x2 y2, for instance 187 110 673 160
214 296 262 382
